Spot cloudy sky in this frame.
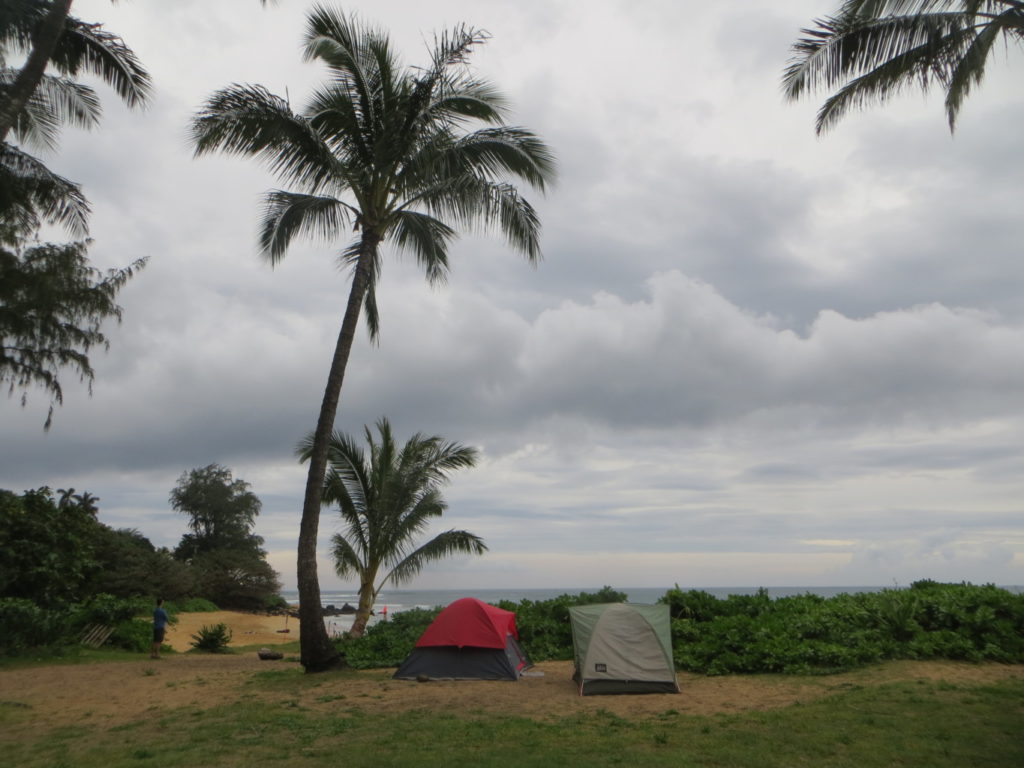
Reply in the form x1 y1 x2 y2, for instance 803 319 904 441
4 0 1023 592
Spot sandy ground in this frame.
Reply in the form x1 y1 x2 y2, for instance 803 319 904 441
1 611 1021 729
165 610 300 652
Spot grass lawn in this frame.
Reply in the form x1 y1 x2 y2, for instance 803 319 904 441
1 657 1021 768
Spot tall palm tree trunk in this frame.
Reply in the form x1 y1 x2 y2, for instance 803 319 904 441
297 231 379 672
0 0 74 142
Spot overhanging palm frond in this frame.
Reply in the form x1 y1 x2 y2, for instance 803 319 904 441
49 15 151 109
783 1 1024 132
259 190 353 264
191 84 340 193
0 142 89 237
384 530 488 587
421 175 544 263
330 534 362 580
4 72 101 151
388 209 455 284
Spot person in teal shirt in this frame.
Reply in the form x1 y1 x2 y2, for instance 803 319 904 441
150 598 169 659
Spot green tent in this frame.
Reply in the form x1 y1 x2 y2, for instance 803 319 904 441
568 603 679 695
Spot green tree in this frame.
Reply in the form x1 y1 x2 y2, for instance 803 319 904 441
300 417 485 638
170 464 265 558
190 548 281 611
89 527 195 600
0 486 102 605
0 240 146 428
170 464 281 609
190 6 554 670
783 0 1024 133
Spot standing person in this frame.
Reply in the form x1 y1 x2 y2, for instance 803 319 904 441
151 598 169 659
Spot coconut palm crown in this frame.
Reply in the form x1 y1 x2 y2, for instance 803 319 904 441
783 0 1024 133
299 418 485 639
190 5 554 671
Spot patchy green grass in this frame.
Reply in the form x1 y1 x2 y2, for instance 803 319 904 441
2 676 1021 767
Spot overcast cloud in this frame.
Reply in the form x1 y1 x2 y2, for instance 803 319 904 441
3 0 1022 591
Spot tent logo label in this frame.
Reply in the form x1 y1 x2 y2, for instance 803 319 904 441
594 663 607 672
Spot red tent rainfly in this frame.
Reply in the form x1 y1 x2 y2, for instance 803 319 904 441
394 597 532 680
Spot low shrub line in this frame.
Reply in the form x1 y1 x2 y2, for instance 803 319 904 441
337 581 1024 675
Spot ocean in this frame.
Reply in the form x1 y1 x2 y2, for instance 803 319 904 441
280 584 1024 635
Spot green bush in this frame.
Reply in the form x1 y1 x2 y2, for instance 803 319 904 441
190 622 233 653
0 598 74 654
108 617 156 652
664 582 1024 675
336 607 439 669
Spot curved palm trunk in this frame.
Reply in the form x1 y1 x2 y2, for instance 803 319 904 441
349 580 376 639
0 0 74 143
297 231 380 672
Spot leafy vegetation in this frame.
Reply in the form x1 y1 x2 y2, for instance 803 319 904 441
336 583 1024 675
663 580 1024 675
0 472 282 655
0 2 151 428
168 464 281 611
783 1 1024 133
190 623 233 653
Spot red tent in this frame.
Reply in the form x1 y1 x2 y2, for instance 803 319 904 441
416 597 519 649
394 597 532 681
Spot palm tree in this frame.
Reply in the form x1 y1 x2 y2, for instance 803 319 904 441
783 1 1024 133
0 0 150 144
299 418 485 639
190 6 554 671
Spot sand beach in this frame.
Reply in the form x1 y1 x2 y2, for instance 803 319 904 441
165 610 300 652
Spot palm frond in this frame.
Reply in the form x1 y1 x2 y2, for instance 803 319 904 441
0 142 89 237
1 70 100 151
384 530 488 587
191 84 340 193
330 534 363 580
783 1 1024 133
387 209 455 285
943 5 1018 128
259 190 353 265
418 175 544 263
49 14 151 109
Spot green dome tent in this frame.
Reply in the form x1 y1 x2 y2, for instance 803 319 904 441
568 603 679 695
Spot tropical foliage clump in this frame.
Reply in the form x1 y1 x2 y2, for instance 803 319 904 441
190 622 233 653
664 581 1024 674
336 583 1024 674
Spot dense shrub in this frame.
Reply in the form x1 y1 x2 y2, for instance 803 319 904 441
190 623 233 652
496 586 628 661
0 598 74 654
336 583 1024 675
336 607 440 669
662 582 1024 675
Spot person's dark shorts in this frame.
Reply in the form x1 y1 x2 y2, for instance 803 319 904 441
153 626 166 643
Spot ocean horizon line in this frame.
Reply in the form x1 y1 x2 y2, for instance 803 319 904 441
281 583 1024 612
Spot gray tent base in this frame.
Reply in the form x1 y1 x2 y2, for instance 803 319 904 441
573 676 679 695
393 641 530 681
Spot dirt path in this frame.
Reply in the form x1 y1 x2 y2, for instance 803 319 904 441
2 653 1021 729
